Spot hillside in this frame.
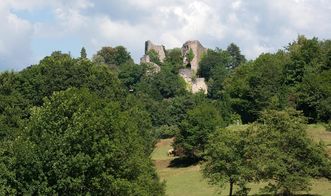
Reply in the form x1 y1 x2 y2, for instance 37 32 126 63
152 125 331 196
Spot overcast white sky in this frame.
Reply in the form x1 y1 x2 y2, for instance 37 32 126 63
0 0 331 71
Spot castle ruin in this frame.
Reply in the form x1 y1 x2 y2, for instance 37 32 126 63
140 40 166 63
140 40 208 94
182 40 208 72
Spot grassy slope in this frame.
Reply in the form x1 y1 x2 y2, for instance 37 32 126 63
152 124 331 196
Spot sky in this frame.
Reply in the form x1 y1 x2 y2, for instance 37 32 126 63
0 0 331 71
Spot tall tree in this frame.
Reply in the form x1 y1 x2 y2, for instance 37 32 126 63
284 35 321 85
80 47 87 58
198 49 230 81
226 43 246 69
250 109 331 194
203 128 255 196
174 102 223 158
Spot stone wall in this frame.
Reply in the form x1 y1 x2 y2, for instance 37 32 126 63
179 68 208 94
192 78 208 94
182 40 207 72
144 40 166 63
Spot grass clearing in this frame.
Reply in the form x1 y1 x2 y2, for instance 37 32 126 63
152 124 331 196
307 124 331 156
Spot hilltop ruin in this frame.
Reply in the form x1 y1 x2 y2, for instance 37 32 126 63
140 40 208 94
182 40 208 72
140 40 166 63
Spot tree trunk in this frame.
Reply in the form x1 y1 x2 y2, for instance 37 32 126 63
283 188 292 196
229 177 234 196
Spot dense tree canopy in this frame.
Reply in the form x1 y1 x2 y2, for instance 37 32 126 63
94 46 133 67
0 88 164 195
174 102 223 158
165 48 183 67
224 52 289 122
198 49 230 80
17 52 125 106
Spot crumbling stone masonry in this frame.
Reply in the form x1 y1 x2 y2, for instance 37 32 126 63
182 40 208 72
140 40 208 94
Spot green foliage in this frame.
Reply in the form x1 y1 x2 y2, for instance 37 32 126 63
198 49 230 81
80 47 87 58
147 49 161 65
155 125 179 139
188 49 194 62
203 109 331 195
197 49 232 100
320 40 331 71
224 52 289 123
165 48 183 66
207 65 229 99
17 52 125 106
226 43 246 69
296 69 331 122
187 48 195 63
249 108 331 194
284 35 321 85
0 88 164 195
174 102 223 158
146 93 208 128
203 128 255 196
154 69 186 98
118 62 146 89
0 72 28 142
135 68 186 99
283 36 331 122
223 36 331 123
95 46 133 66
92 54 105 65
163 48 184 73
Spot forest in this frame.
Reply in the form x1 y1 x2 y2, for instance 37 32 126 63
0 35 331 195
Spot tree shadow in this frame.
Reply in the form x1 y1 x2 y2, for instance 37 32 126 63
168 156 201 168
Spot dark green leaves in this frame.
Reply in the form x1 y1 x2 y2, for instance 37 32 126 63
0 88 164 195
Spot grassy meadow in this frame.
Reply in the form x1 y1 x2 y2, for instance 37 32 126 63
152 124 331 196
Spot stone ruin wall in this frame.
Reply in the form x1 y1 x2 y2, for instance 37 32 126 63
140 40 208 94
192 78 208 94
140 40 165 73
142 40 166 63
182 40 208 72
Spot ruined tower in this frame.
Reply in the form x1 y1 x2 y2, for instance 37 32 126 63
180 40 208 94
182 40 208 72
140 40 166 64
